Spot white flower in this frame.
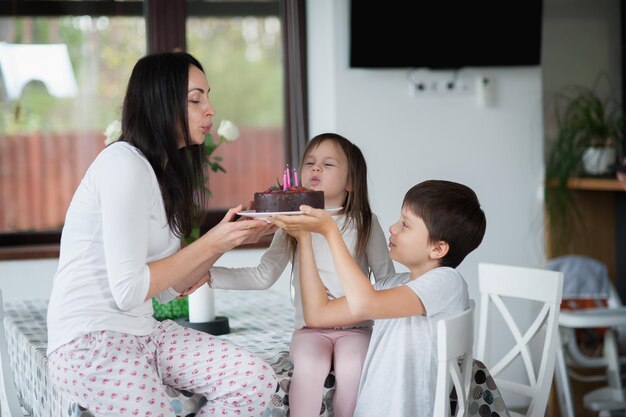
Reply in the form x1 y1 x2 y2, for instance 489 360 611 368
103 120 122 145
217 120 239 142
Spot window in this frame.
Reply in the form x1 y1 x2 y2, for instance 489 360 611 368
0 15 145 234
187 15 284 209
0 0 289 256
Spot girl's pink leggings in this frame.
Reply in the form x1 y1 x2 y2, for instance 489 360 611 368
289 327 372 417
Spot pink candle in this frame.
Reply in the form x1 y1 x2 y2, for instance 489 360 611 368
286 165 291 188
293 168 299 187
283 170 287 191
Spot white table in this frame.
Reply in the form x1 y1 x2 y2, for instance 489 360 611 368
4 289 337 417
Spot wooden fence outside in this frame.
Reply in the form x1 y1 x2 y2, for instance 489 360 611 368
0 127 284 233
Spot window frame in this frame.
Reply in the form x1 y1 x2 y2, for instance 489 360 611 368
0 0 307 258
0 1 278 17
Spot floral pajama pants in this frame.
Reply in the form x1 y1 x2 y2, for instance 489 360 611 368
48 320 276 417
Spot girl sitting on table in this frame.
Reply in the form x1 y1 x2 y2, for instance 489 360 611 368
208 133 395 417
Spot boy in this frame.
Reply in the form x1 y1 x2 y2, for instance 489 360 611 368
272 179 486 417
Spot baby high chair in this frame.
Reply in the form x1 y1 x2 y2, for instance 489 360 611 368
549 255 626 417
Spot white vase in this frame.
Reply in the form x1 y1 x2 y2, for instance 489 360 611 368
582 146 616 175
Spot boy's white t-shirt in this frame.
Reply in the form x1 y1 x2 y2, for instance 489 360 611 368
353 267 469 417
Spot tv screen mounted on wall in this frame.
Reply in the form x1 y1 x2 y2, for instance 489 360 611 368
350 1 543 69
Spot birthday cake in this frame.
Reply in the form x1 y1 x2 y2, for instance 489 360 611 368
254 186 324 212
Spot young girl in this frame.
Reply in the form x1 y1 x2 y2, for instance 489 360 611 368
210 133 395 417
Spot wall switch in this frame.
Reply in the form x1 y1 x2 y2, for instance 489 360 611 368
476 76 495 107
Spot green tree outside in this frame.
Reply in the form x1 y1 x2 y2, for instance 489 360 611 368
0 16 282 135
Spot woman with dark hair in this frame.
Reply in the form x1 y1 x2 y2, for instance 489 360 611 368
46 52 276 417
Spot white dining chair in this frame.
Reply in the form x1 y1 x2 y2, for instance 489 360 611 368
0 289 29 416
476 263 563 417
434 300 475 417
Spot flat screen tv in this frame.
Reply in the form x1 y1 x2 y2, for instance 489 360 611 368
350 1 543 69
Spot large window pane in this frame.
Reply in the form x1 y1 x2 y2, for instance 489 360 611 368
187 16 284 209
0 9 285 237
0 16 145 233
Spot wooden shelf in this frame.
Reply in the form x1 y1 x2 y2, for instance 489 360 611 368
565 178 625 191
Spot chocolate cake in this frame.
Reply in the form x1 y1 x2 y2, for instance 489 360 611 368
254 186 324 212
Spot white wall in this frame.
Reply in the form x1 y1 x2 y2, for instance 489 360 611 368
307 0 546 302
0 259 58 303
542 0 621 154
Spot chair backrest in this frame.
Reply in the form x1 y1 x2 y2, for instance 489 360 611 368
434 300 475 417
547 255 610 302
476 263 563 417
0 289 26 417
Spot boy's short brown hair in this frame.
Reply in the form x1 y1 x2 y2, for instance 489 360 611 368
402 180 486 268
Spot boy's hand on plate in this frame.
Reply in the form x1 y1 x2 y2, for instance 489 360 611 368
271 205 335 237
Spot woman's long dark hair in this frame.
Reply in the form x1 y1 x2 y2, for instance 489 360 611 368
119 52 207 238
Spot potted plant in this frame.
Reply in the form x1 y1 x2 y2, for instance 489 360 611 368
545 77 625 253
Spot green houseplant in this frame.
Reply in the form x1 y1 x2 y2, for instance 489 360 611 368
545 78 625 253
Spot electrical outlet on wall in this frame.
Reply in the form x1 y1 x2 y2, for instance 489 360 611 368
408 70 475 97
409 81 427 97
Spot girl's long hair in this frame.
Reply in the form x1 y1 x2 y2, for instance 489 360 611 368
288 133 372 259
119 52 207 238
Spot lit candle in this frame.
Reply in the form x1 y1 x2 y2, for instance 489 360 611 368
293 168 299 187
283 170 287 191
188 283 215 323
286 165 291 188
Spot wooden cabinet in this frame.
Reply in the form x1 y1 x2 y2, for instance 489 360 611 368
546 178 626 417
